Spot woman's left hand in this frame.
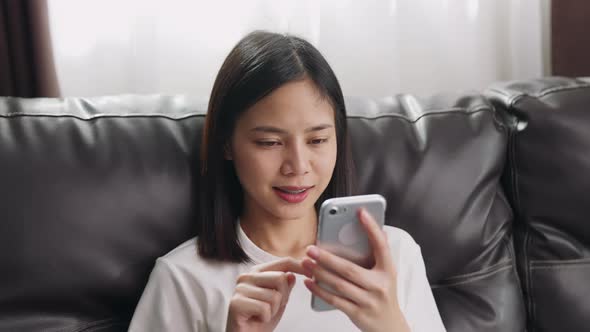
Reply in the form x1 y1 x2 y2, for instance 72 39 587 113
302 208 410 332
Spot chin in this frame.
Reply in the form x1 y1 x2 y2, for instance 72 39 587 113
269 197 318 221
274 213 305 222
247 187 322 221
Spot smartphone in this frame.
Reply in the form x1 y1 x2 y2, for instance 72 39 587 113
311 194 387 312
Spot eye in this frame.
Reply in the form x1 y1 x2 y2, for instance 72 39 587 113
310 138 328 145
256 141 281 147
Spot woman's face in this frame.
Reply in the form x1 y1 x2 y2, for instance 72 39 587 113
228 78 337 222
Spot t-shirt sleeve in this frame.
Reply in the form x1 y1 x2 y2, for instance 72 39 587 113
128 258 207 332
402 241 447 332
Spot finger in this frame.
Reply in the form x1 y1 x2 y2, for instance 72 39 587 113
304 278 357 317
238 271 285 288
230 295 273 323
358 208 392 269
305 246 370 289
302 259 368 306
235 283 283 317
237 271 292 307
282 272 297 307
255 257 307 275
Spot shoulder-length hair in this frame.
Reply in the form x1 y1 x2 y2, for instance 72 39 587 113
198 30 356 262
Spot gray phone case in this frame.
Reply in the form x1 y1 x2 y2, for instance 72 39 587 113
311 194 386 311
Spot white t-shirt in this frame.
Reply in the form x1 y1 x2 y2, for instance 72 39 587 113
128 224 446 331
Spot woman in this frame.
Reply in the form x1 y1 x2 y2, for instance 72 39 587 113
129 31 445 332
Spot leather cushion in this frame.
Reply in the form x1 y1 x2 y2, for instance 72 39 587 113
486 77 590 331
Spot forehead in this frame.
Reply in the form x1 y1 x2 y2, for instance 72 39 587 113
239 79 335 128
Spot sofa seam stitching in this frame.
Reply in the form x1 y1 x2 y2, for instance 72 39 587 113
1 107 492 124
530 262 590 269
432 260 512 285
513 122 534 329
430 264 512 289
506 217 525 310
486 88 526 107
530 258 535 332
487 83 590 107
0 113 205 121
529 257 590 264
54 318 125 332
347 106 490 122
535 84 590 98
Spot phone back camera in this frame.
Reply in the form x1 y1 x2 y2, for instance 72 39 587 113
329 207 338 215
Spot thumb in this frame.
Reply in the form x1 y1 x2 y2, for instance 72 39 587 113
273 273 296 322
275 272 295 319
287 272 296 290
281 272 296 305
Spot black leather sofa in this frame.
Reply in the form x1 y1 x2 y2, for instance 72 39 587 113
1 77 588 331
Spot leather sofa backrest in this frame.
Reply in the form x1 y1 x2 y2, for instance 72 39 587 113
0 91 525 331
486 77 590 332
346 94 524 331
0 95 205 331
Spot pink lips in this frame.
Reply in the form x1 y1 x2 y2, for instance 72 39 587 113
273 186 313 203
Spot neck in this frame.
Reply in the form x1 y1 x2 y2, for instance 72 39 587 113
239 206 317 259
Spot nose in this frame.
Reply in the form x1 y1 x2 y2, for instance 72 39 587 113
280 141 311 176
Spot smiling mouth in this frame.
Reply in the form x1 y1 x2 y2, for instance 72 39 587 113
272 186 314 203
273 186 314 194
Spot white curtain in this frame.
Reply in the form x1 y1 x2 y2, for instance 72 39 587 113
47 0 548 98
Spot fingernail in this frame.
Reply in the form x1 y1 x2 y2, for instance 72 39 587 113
301 261 313 278
307 246 319 259
286 273 295 287
358 208 367 221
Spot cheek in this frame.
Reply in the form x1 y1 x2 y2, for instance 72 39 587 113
233 148 278 186
314 144 338 179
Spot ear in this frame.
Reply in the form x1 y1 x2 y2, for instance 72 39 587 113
224 143 233 160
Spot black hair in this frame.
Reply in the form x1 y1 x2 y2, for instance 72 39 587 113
198 30 356 262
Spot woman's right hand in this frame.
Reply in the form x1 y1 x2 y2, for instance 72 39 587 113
226 258 305 332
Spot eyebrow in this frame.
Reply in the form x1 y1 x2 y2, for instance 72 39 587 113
250 124 333 134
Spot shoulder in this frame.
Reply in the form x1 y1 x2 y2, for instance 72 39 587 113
383 227 446 330
131 238 243 330
158 237 205 267
383 225 420 256
152 237 247 289
382 225 424 278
